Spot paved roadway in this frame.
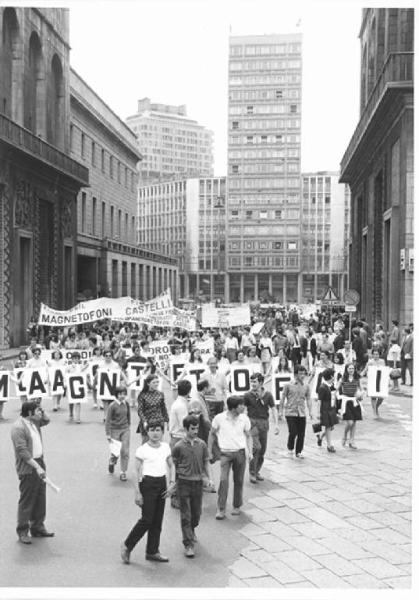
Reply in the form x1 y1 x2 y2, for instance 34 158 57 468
0 383 412 592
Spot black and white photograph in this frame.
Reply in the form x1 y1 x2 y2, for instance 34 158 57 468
0 0 415 597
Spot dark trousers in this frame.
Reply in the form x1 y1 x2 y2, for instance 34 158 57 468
124 475 166 555
177 479 203 547
17 457 46 535
286 416 306 455
290 347 302 366
218 449 246 511
249 418 268 476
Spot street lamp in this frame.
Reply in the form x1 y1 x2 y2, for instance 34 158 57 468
210 195 225 303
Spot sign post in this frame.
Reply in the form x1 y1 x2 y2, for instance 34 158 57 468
343 289 360 346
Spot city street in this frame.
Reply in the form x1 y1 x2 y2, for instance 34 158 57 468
0 385 412 591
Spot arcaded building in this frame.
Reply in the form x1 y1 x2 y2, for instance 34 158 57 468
340 8 414 326
0 8 89 348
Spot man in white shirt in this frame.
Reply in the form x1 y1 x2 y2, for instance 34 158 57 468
10 400 53 544
208 396 252 520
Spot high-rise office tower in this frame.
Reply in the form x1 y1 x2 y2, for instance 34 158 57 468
126 98 214 184
301 172 350 303
226 34 302 303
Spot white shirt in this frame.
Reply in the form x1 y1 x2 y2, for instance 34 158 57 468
169 396 189 438
135 442 171 477
24 418 43 458
212 411 251 452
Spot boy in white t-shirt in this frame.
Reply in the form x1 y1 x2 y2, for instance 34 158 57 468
120 421 175 565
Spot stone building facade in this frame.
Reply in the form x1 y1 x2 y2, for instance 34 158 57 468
0 7 89 348
70 71 178 303
340 8 414 327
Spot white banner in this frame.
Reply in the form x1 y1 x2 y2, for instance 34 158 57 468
201 304 251 328
367 366 390 399
0 371 11 401
272 373 294 405
147 339 172 370
48 366 66 396
66 372 88 404
250 322 265 335
41 349 94 363
229 365 253 395
171 307 197 331
21 368 49 399
125 361 149 391
38 290 173 326
169 357 188 384
96 368 121 401
194 338 215 363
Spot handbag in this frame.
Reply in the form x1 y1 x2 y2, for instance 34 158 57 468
390 368 401 380
312 422 322 434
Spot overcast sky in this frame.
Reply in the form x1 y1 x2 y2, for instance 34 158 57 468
67 0 366 175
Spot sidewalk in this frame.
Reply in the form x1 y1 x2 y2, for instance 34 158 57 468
227 392 412 589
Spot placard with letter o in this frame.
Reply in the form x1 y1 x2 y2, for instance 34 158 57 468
230 366 252 395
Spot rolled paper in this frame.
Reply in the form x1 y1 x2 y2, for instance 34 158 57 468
45 476 61 493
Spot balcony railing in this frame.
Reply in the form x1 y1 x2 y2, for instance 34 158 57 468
0 112 89 186
341 52 413 175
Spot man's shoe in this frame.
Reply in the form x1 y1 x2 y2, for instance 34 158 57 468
287 449 294 457
296 453 304 459
145 552 169 562
120 472 127 481
215 509 226 520
18 533 32 544
249 475 258 484
30 530 55 537
231 507 241 515
184 546 195 558
256 473 264 481
327 446 336 453
121 542 130 564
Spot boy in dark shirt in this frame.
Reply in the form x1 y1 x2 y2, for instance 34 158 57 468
105 386 131 481
171 415 212 558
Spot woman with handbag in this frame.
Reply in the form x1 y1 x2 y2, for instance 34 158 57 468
338 363 363 449
316 368 339 452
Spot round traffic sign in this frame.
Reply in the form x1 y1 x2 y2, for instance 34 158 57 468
343 289 360 305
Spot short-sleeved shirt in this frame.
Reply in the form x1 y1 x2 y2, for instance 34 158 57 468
172 437 209 481
243 390 274 420
135 441 171 477
211 412 251 452
280 381 311 417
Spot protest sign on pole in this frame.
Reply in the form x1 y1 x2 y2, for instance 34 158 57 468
201 304 251 328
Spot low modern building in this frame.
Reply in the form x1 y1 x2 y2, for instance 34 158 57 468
70 71 179 303
301 172 350 303
340 8 414 326
126 98 214 184
138 177 226 301
0 7 89 348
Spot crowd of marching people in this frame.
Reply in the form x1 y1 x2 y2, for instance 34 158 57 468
2 304 413 562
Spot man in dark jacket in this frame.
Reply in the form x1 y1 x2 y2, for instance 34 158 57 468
10 400 54 544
